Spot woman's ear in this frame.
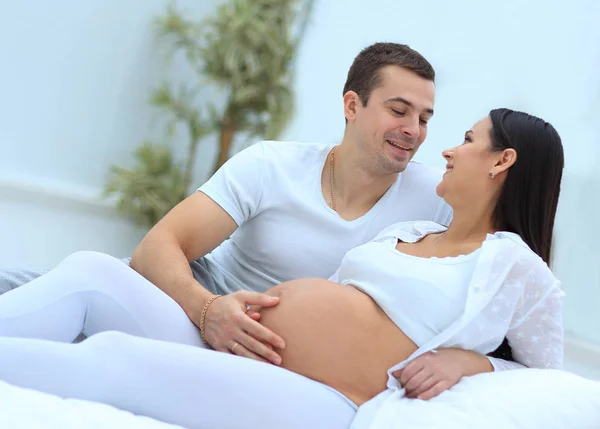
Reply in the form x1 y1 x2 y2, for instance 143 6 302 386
493 148 517 175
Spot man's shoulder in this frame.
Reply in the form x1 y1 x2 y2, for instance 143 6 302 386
237 140 333 176
257 140 334 160
402 160 445 183
394 160 445 196
390 160 452 225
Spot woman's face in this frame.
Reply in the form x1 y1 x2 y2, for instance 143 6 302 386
436 116 504 208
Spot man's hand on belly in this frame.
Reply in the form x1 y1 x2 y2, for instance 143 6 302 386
204 291 286 365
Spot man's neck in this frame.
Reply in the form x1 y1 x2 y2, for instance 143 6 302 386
325 142 398 218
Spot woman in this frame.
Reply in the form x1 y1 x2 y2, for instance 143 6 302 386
0 108 564 429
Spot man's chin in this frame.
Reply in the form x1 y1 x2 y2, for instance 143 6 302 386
374 154 410 175
389 157 410 173
383 163 409 175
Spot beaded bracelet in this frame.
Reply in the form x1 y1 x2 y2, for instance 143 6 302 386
199 294 223 343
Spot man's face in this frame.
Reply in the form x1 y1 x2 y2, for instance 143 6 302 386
346 65 435 174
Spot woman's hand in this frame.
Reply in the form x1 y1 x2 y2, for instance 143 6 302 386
202 291 285 365
392 348 494 400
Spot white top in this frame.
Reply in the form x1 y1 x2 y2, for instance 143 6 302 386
334 230 480 346
198 140 453 294
347 221 565 429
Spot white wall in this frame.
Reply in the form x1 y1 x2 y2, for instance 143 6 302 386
0 177 144 268
285 0 600 345
0 0 220 190
0 0 219 267
1 0 598 351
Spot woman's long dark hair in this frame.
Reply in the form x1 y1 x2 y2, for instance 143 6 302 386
487 109 564 362
488 108 564 264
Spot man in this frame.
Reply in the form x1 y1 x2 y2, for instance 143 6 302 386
129 41 453 362
0 43 513 381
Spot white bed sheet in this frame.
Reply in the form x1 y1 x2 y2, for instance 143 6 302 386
0 379 186 429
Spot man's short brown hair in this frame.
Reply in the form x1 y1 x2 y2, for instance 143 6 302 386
343 42 435 106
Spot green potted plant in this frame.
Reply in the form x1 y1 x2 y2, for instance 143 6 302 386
105 0 314 228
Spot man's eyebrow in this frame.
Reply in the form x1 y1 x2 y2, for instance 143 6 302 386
384 96 434 115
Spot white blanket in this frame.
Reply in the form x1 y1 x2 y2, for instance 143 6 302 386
0 379 185 429
2 369 599 429
352 368 600 429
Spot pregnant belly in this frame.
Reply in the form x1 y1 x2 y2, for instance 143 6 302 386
259 279 418 406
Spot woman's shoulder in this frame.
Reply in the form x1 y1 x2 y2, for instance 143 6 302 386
486 231 560 288
486 231 541 262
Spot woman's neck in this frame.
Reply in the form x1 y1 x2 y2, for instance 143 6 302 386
442 204 497 245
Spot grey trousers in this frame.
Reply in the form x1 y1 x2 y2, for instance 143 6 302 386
0 257 221 298
0 268 50 295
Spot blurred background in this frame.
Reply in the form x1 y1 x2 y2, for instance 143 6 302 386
0 0 598 378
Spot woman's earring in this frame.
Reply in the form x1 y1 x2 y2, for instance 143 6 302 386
489 171 495 179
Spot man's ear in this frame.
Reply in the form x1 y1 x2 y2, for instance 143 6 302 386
343 91 360 123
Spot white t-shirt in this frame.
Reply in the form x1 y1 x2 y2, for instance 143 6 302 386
335 221 480 347
198 140 453 294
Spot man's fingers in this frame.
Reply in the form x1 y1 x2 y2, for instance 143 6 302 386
204 293 283 356
246 304 262 321
229 341 270 364
417 380 448 401
237 333 282 365
246 304 262 317
239 314 286 349
239 291 280 308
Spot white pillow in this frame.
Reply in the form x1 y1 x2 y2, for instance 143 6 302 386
359 369 600 429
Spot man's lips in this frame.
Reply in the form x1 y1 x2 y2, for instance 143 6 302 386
386 139 413 151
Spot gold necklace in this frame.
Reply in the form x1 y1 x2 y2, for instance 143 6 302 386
329 146 336 211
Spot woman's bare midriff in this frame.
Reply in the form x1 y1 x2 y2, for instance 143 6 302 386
259 279 418 406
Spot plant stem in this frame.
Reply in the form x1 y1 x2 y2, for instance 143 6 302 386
213 102 236 174
183 119 200 195
294 0 316 55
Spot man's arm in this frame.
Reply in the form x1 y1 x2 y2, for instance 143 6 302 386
130 191 236 319
130 191 285 364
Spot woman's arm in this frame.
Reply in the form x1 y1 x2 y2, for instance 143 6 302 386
393 349 525 400
393 348 492 400
487 356 527 371
505 280 565 369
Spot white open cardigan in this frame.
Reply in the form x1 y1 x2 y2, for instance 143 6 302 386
342 221 565 429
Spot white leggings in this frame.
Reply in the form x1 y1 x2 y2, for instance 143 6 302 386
0 251 356 428
0 251 204 345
